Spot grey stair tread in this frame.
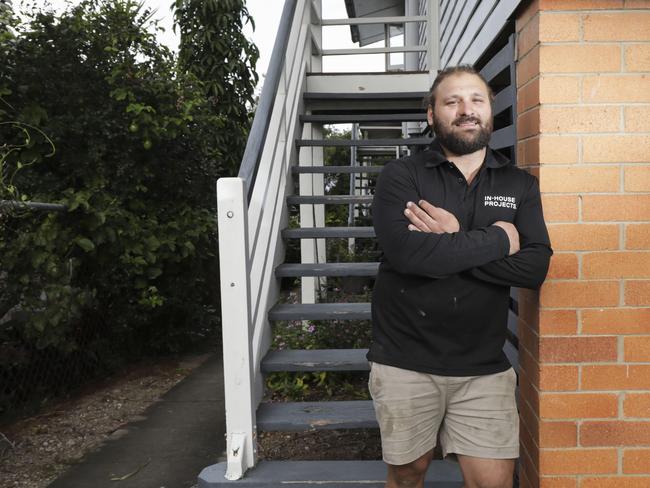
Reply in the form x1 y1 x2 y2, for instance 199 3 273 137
257 401 377 431
269 303 371 320
287 195 373 205
261 349 370 372
503 341 519 371
282 227 375 239
301 113 427 123
304 91 428 100
199 460 463 487
293 165 384 174
296 137 432 147
276 262 379 277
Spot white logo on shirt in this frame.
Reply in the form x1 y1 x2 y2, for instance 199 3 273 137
484 195 517 209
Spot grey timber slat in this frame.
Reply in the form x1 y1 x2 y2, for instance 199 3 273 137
459 0 520 66
287 195 373 205
304 92 428 101
269 303 371 321
199 460 464 488
510 288 519 314
443 0 497 67
480 37 513 83
503 341 519 370
493 84 516 116
489 125 516 150
282 227 375 239
261 349 370 372
257 401 376 431
296 137 432 147
300 113 427 123
293 165 384 174
507 309 518 339
276 262 379 277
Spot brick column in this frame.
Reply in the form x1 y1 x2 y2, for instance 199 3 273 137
515 1 650 487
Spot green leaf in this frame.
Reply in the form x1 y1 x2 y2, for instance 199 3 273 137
146 267 162 279
111 88 128 100
75 237 95 252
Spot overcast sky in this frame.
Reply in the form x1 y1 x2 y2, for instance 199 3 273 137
41 0 385 82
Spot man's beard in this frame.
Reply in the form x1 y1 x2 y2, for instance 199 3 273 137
432 115 493 156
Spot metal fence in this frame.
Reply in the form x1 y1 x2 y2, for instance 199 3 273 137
0 200 116 424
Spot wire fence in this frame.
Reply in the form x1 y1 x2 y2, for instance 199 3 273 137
0 323 120 424
0 200 116 424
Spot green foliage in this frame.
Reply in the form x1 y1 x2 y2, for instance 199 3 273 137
0 0 256 362
173 0 259 177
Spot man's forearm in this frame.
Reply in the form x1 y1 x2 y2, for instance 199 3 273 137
376 221 511 278
467 244 552 289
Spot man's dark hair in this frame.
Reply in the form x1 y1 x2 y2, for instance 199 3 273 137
423 65 494 109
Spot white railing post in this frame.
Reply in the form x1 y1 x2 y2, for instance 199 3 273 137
405 0 420 71
427 0 440 83
217 177 256 480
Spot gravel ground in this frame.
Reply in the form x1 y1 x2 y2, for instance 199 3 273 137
0 354 209 488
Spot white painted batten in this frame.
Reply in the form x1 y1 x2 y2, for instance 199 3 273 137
321 45 427 56
319 15 427 25
306 72 430 93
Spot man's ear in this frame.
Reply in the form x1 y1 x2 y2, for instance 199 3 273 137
427 105 434 127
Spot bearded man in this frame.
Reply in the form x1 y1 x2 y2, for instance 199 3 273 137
368 65 552 488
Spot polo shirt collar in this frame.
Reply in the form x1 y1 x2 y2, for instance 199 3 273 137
420 139 510 169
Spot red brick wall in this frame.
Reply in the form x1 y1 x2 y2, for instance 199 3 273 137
515 1 650 487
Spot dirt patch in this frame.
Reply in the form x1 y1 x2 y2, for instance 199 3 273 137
259 429 382 461
0 354 209 488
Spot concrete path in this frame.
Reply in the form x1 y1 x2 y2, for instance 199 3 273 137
48 355 226 488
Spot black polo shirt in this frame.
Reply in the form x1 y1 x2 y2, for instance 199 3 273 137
368 141 552 376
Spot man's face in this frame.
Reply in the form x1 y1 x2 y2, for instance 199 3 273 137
427 73 493 156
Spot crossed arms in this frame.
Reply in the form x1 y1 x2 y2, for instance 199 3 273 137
372 162 552 289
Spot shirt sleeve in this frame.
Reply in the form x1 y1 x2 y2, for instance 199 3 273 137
373 160 510 279
467 174 553 289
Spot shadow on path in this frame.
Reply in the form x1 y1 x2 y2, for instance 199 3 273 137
48 355 225 488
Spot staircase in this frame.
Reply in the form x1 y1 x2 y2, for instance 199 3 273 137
199 1 464 486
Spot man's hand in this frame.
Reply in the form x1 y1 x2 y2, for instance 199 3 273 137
492 221 520 255
404 200 460 234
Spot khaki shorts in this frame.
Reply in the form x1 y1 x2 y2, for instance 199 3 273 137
368 362 519 466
